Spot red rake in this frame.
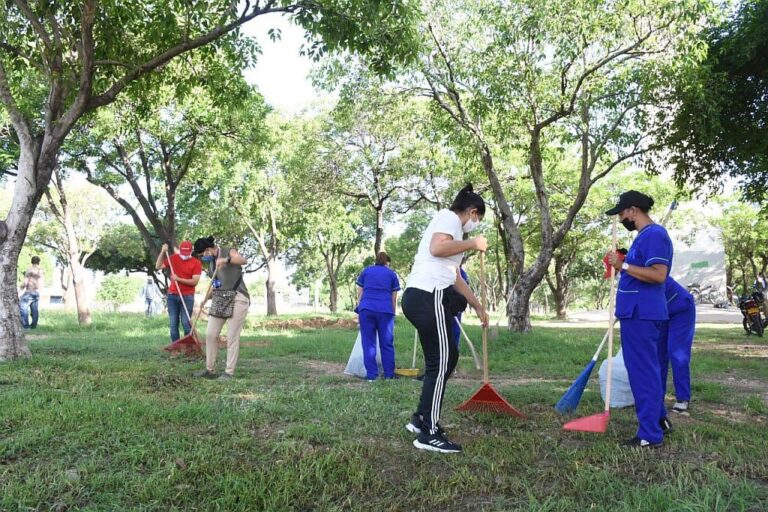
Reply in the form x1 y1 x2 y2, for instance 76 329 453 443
456 253 526 418
563 216 618 433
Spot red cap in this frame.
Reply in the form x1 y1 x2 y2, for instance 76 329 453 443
179 240 193 256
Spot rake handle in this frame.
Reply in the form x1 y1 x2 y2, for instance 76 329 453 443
454 317 482 370
604 216 617 413
480 252 489 384
192 263 219 332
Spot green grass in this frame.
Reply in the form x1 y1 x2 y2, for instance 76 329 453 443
1 312 767 511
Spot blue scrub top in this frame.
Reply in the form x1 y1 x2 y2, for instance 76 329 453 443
616 223 673 320
356 264 401 315
665 276 694 316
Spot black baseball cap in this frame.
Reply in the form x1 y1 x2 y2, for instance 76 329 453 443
605 190 655 215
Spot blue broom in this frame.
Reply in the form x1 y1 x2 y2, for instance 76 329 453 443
554 321 614 415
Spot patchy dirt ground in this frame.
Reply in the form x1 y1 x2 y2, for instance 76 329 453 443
300 360 346 376
695 343 768 359
258 317 358 330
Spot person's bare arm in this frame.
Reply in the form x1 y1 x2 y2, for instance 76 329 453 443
453 269 488 327
429 233 487 258
171 274 201 287
155 243 169 271
216 248 247 268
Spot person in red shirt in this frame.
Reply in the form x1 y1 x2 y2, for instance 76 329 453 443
155 241 202 341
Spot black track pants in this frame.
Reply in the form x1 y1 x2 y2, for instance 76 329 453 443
402 287 459 435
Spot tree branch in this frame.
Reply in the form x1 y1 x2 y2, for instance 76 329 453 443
12 0 53 52
0 60 32 144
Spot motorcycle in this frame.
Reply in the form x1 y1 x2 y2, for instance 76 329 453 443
737 287 766 337
687 283 719 305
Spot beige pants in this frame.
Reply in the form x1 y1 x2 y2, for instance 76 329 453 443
206 292 249 375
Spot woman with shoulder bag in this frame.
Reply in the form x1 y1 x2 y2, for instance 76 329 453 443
193 236 250 381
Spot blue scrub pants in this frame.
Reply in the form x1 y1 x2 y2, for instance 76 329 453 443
359 309 395 380
621 316 665 443
659 302 696 402
451 313 462 349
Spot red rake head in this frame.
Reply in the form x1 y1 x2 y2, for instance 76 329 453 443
164 332 203 358
563 411 610 433
456 383 526 418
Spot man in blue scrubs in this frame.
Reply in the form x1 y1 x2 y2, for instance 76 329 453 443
606 191 673 448
661 276 696 415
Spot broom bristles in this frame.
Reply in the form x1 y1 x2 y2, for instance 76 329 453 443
554 360 596 414
563 411 610 433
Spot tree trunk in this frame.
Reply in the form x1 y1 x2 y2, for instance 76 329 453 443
70 259 92 325
0 147 44 361
62 267 76 309
507 283 534 332
59 181 92 325
552 262 569 320
328 275 338 313
374 208 384 256
265 257 278 316
553 286 567 320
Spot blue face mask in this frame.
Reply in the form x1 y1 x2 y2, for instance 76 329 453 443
201 255 214 263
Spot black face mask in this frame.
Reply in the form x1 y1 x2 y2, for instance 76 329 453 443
621 218 636 231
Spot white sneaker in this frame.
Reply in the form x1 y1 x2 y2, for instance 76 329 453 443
672 401 689 414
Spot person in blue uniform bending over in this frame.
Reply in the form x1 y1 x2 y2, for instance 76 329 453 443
355 251 401 381
661 276 696 415
606 190 674 448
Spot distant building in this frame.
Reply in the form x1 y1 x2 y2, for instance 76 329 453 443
668 226 727 298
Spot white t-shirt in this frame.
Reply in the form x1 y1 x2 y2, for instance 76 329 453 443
406 209 464 292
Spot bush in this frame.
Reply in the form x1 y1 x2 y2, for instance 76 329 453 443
97 274 143 311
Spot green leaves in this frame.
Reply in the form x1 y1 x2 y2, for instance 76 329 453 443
661 0 768 204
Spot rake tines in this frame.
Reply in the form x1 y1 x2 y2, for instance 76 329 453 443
456 382 526 417
163 330 203 357
455 253 526 418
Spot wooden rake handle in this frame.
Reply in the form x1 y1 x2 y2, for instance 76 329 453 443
604 216 618 413
480 251 489 384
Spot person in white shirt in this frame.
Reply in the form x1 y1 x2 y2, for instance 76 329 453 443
402 184 489 454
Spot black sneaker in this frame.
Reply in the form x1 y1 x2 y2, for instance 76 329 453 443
660 417 673 434
413 432 462 453
194 369 217 379
622 436 662 449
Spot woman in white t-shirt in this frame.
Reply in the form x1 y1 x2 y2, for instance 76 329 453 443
402 184 489 454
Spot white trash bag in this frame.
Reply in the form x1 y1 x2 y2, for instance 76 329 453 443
598 348 635 408
344 331 383 378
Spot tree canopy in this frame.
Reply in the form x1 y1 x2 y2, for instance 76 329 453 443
661 0 768 203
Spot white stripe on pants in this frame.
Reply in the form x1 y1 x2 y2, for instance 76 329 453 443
206 292 249 375
430 288 450 434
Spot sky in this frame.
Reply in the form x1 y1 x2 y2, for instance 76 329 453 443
241 15 319 114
